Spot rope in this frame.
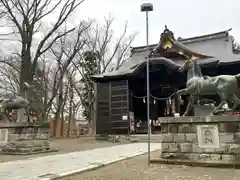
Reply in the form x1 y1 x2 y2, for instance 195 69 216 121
150 93 177 100
130 92 177 101
131 92 217 104
130 62 217 105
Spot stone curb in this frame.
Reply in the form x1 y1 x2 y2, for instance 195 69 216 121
37 149 160 180
150 158 239 169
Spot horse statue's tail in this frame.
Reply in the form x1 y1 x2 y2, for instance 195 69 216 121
235 73 240 88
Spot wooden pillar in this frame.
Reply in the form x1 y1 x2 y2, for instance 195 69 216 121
126 80 130 135
92 82 98 135
175 88 180 114
108 82 112 134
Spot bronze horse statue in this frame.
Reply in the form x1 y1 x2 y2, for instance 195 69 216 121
177 60 240 116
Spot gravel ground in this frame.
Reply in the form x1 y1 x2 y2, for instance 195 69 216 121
0 137 122 163
59 151 240 180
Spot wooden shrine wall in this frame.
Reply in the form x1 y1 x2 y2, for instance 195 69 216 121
96 80 129 135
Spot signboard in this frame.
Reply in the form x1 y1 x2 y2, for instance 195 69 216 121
0 129 8 145
197 124 220 148
129 112 135 133
122 115 128 121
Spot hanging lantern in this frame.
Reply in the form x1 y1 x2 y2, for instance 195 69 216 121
143 98 146 104
179 95 184 105
223 103 229 109
153 99 156 105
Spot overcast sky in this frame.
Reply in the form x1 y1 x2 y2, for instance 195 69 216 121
76 0 240 47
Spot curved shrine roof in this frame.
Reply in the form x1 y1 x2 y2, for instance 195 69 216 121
91 57 220 80
92 26 240 81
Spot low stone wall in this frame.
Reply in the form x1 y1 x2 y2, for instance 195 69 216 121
0 122 57 155
154 115 240 167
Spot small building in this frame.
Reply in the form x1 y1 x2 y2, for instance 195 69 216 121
91 26 240 135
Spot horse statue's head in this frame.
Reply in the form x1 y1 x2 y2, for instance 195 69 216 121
178 55 201 72
178 60 192 73
179 59 203 81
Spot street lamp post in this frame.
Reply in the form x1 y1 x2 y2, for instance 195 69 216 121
141 2 153 166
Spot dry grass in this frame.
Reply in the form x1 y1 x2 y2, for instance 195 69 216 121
0 137 121 163
59 151 240 180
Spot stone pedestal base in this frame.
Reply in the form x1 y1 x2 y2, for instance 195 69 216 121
2 140 57 155
153 115 240 168
0 122 58 155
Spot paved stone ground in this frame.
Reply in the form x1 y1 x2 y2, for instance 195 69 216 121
60 150 240 180
0 143 161 180
0 138 122 163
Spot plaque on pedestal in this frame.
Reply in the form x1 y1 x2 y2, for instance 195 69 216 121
197 124 220 148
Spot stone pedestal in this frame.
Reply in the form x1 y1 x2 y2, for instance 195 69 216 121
0 122 57 155
194 105 214 116
151 115 240 168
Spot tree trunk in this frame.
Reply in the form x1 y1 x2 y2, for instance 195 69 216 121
54 109 60 137
60 106 64 137
18 38 33 123
87 88 95 135
67 80 74 137
53 85 63 137
67 104 72 137
87 87 93 124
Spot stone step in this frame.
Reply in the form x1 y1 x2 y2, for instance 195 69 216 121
95 134 163 142
129 135 163 141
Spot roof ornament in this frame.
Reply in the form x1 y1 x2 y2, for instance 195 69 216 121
163 25 175 40
159 25 175 50
152 26 213 59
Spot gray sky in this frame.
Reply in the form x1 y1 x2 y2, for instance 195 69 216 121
77 0 240 47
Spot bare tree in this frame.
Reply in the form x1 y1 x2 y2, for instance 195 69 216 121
83 15 137 73
0 57 20 93
0 0 86 96
66 69 75 137
72 16 137 133
0 21 91 132
44 22 90 136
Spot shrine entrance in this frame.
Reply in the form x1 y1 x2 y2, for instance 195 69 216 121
128 63 186 134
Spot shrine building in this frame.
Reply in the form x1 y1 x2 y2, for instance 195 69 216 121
91 26 240 135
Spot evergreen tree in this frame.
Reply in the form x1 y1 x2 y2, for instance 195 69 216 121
80 51 98 123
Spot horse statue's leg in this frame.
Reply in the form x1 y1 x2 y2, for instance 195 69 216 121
210 92 228 115
183 95 196 116
176 88 186 113
177 84 197 116
230 93 240 112
177 90 194 116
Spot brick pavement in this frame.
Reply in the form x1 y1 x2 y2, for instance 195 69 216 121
0 143 161 180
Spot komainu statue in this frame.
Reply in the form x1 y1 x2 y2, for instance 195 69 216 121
0 92 31 122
